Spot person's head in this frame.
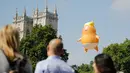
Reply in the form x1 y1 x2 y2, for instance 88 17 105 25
0 24 20 60
93 54 116 73
47 39 63 56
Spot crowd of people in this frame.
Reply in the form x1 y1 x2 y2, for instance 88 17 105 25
0 24 117 73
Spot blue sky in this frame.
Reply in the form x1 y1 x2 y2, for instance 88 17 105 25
0 0 130 65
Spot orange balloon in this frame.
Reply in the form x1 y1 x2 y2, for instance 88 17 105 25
78 21 99 52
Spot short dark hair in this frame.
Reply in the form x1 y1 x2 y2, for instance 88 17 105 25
95 54 116 73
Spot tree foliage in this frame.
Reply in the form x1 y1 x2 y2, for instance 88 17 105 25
103 38 130 73
19 24 69 70
77 63 93 73
72 39 130 73
72 62 94 73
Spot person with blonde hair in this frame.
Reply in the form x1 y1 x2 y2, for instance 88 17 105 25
0 24 32 73
0 29 10 73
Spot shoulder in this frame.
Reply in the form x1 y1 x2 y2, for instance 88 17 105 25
36 60 48 69
55 60 75 73
0 50 10 73
35 60 48 73
37 60 48 66
0 50 9 64
0 50 5 57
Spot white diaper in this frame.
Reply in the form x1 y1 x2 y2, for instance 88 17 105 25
83 43 98 49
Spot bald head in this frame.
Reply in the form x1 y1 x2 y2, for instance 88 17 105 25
47 39 63 55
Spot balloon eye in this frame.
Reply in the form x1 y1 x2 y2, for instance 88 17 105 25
85 26 88 31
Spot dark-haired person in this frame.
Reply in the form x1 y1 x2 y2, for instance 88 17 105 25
93 54 116 73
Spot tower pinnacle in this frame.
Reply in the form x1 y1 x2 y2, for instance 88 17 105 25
33 8 35 15
36 4 39 12
15 8 18 24
44 0 48 12
54 4 57 15
16 8 18 17
23 7 26 16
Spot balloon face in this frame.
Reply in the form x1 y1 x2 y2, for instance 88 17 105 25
84 26 88 31
82 26 88 35
78 21 99 52
82 25 96 36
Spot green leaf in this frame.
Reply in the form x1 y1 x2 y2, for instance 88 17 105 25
19 24 69 71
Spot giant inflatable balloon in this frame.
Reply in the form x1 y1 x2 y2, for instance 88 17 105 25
78 21 99 52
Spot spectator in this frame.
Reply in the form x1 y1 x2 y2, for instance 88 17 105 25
93 53 116 73
0 25 32 73
35 38 74 73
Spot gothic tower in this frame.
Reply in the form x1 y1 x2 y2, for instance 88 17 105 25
13 0 58 40
13 8 33 40
32 0 58 30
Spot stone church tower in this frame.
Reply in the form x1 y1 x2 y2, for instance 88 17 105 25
33 5 58 30
13 8 33 40
13 3 58 40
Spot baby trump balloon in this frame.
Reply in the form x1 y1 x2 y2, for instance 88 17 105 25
77 21 99 52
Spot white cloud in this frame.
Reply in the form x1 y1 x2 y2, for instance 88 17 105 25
111 0 130 11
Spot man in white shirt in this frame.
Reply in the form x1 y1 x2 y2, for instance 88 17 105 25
35 38 75 73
